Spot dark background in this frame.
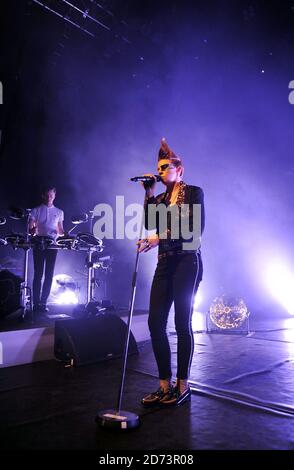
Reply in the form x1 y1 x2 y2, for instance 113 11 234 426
0 0 294 313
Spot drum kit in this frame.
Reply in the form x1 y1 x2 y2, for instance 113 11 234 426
2 233 103 252
0 207 106 320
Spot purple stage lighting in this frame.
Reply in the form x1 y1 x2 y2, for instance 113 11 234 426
265 263 294 316
50 274 79 305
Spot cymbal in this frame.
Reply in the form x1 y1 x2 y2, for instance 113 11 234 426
71 213 88 224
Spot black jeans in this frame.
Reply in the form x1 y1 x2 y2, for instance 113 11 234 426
32 248 57 306
148 252 203 380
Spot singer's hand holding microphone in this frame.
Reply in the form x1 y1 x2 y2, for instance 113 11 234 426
141 174 157 198
130 173 161 197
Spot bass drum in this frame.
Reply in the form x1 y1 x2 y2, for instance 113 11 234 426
0 270 22 318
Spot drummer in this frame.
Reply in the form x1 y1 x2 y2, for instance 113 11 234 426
28 186 64 314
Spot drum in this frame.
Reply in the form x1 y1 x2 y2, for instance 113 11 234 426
31 235 54 250
75 232 103 252
4 233 31 249
55 235 76 250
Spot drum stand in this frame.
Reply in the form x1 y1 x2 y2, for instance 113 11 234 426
21 212 33 321
19 243 32 321
6 208 33 321
84 211 104 313
86 247 96 304
68 209 97 308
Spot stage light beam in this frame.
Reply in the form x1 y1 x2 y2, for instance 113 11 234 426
265 263 294 315
194 290 203 310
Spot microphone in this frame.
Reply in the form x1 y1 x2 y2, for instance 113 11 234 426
130 175 161 183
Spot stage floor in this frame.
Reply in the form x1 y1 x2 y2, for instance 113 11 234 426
0 314 293 453
0 305 149 332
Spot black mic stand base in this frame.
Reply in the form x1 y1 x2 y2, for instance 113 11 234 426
96 409 140 430
96 194 146 433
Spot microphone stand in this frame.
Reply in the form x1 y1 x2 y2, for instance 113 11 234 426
96 195 146 430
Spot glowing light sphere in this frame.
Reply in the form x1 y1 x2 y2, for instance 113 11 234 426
55 290 79 305
50 274 79 305
209 295 249 329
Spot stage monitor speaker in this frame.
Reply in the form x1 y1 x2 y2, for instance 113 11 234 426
54 313 138 366
0 270 22 318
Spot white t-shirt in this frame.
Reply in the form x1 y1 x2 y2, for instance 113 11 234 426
29 204 64 240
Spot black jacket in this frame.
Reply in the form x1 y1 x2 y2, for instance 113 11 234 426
144 184 205 254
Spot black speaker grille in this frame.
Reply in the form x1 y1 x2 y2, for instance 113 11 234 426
54 314 138 366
